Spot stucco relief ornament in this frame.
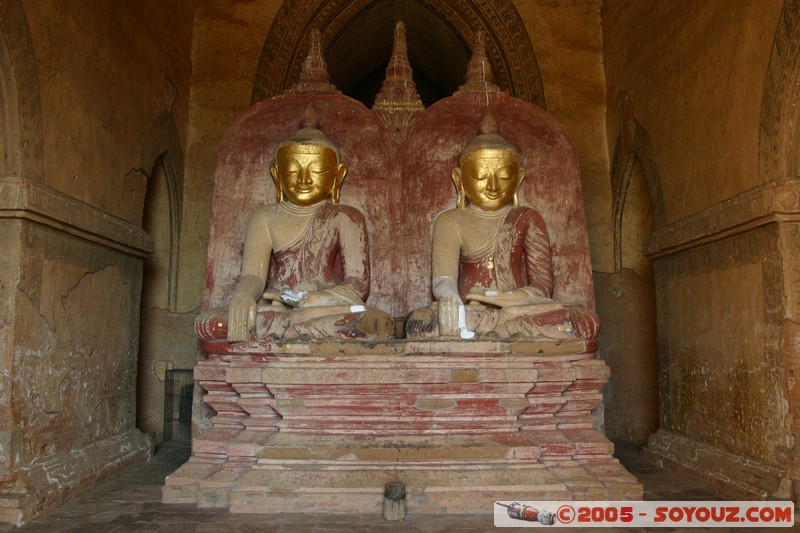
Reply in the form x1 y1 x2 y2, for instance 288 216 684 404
195 105 393 342
372 21 424 142
406 113 601 341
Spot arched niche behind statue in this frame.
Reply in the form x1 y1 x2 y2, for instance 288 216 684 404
203 92 396 314
399 92 595 315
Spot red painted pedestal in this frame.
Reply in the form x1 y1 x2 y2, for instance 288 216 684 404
163 340 642 513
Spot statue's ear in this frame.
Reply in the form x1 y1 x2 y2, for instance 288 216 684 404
451 167 465 208
330 163 347 204
270 163 284 203
514 168 526 207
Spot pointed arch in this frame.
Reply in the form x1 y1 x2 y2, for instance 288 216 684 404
142 151 182 312
0 0 43 181
604 91 662 445
0 32 18 177
611 92 666 271
760 0 800 182
251 0 545 108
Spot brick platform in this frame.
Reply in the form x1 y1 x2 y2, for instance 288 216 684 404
163 340 642 513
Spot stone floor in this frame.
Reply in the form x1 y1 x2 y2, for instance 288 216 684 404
1 443 795 532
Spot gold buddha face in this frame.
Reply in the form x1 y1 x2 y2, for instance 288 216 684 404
453 148 524 211
270 143 347 206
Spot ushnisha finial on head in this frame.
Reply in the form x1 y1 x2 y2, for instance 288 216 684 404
299 102 319 129
480 112 498 134
276 103 341 157
459 113 520 159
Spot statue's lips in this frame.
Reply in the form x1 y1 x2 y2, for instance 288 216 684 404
291 186 316 193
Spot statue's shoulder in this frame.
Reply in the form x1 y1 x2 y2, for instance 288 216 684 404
510 205 542 220
434 207 466 223
432 207 469 236
323 202 366 224
248 203 279 224
510 205 548 231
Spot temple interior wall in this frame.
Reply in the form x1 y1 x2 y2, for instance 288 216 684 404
602 0 798 497
24 0 197 452
0 0 196 521
23 0 195 220
1 0 799 521
11 219 150 511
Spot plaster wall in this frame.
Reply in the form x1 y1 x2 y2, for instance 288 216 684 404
595 267 658 444
20 0 198 450
655 227 786 465
137 307 197 443
137 157 197 444
602 0 782 223
23 0 196 222
0 221 23 484
0 177 156 523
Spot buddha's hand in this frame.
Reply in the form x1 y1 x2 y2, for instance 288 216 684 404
297 290 345 308
227 293 256 342
438 295 462 337
465 288 533 308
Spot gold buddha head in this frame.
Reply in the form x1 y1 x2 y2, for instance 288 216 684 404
270 104 348 206
452 113 524 211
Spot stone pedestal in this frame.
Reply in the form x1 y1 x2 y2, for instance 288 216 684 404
163 340 642 513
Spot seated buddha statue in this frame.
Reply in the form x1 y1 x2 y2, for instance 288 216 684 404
196 107 393 342
405 114 600 341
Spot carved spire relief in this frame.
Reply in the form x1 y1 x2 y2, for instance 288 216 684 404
288 29 339 94
372 21 425 141
455 31 503 96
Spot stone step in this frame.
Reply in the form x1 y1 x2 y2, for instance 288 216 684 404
0 493 26 525
255 432 542 464
275 420 521 435
0 493 27 508
162 459 224 504
229 466 581 514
